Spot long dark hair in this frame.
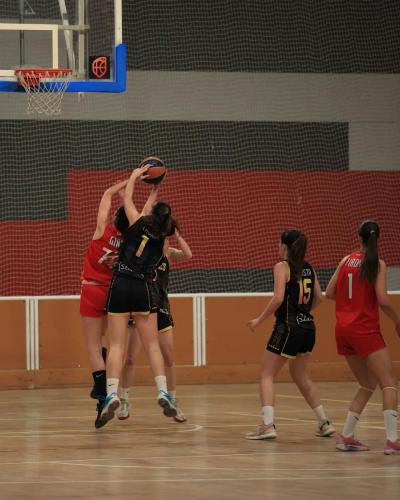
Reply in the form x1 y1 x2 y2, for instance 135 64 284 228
146 201 176 238
358 220 380 283
114 206 129 234
281 229 307 279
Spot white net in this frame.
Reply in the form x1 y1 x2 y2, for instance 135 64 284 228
0 1 399 295
15 69 72 115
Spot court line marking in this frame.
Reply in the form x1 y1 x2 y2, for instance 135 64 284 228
0 475 399 485
50 461 400 472
0 447 391 467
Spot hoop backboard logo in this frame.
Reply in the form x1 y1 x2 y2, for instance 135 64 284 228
89 56 111 79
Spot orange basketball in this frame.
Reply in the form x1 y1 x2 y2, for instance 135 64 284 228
140 156 167 185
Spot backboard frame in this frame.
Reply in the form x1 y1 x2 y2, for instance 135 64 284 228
0 0 126 93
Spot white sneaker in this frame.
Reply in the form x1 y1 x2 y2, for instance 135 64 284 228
157 390 177 418
246 423 277 440
117 398 130 420
315 420 336 437
171 399 187 423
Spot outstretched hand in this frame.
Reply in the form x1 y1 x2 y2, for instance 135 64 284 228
132 164 150 180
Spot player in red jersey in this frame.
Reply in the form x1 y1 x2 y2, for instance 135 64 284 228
80 180 128 405
326 220 400 455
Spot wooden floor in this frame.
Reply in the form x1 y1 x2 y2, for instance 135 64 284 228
0 382 398 500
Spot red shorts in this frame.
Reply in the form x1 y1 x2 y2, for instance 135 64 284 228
336 332 386 358
80 283 109 317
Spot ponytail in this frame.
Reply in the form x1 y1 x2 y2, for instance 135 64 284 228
358 220 380 283
281 229 308 279
147 201 176 238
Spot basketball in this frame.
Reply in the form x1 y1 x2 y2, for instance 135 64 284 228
140 156 167 185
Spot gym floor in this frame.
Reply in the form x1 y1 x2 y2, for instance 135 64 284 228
0 382 398 499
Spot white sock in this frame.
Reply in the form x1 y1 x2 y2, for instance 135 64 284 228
155 375 167 393
313 405 328 425
383 409 398 442
261 405 274 426
169 390 176 400
107 378 119 396
120 387 130 401
342 411 361 438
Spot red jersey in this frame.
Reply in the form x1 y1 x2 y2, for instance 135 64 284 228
335 251 380 335
81 224 123 285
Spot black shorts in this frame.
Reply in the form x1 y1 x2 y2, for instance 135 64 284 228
106 274 160 315
266 321 315 358
157 308 174 332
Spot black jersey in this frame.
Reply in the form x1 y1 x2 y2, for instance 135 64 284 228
116 217 164 280
275 261 315 330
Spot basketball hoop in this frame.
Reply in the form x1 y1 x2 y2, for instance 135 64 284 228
15 68 72 116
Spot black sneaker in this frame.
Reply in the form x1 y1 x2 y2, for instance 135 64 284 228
94 401 103 429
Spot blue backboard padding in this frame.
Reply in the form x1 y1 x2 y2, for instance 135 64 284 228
0 43 127 93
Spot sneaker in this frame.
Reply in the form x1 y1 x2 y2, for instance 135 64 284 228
316 420 336 437
171 399 187 423
95 393 120 429
94 400 103 429
157 390 177 418
384 439 400 455
246 423 277 440
336 434 369 451
90 387 98 400
117 398 130 420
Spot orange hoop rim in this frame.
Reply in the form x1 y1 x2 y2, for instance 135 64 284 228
14 68 72 87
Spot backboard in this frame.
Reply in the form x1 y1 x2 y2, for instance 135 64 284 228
0 0 125 92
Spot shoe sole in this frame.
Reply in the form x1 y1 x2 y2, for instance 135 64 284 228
174 416 187 423
158 398 177 418
117 413 130 421
384 449 400 455
336 444 369 452
316 430 336 437
246 433 277 440
95 400 120 429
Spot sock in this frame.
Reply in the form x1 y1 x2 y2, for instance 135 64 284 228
313 405 328 425
155 375 167 393
92 370 107 398
107 378 119 396
120 387 130 401
383 409 398 442
101 347 108 363
342 411 360 438
261 405 274 426
169 390 176 401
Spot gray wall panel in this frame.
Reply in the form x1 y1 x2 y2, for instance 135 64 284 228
0 72 399 123
350 123 400 171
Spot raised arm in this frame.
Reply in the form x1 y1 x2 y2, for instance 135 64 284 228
375 260 400 337
325 256 348 300
141 185 159 216
167 229 193 261
247 262 288 331
93 179 129 239
124 165 150 226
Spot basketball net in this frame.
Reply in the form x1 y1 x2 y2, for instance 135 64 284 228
15 68 72 116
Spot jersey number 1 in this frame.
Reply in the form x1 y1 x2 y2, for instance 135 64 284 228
298 278 312 305
136 235 149 257
347 273 353 299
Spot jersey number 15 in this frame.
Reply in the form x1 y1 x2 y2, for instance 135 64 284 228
298 278 312 305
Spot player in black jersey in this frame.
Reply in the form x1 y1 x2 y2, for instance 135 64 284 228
246 229 335 440
98 164 178 428
117 229 193 423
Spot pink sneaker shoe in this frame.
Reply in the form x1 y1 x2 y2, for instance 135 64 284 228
336 434 369 451
384 439 400 455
